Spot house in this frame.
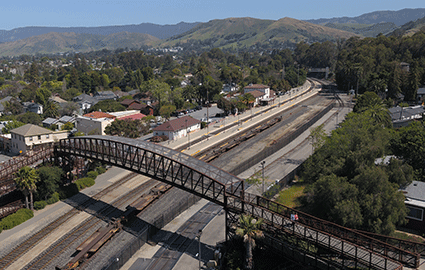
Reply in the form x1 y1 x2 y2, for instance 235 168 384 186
42 117 59 128
72 94 98 112
222 84 238 94
244 84 275 105
9 124 69 155
400 181 425 232
94 90 117 101
128 103 155 116
23 102 43 114
49 95 67 105
76 111 116 135
244 84 271 98
417 87 425 104
153 116 200 141
389 106 424 128
120 99 140 108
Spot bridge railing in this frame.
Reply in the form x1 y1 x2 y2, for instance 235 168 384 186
228 192 418 269
56 137 230 206
353 229 425 257
0 200 23 219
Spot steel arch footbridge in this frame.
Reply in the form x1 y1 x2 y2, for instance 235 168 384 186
54 136 421 270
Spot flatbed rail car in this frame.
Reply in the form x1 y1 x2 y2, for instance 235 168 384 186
56 183 172 270
200 116 282 163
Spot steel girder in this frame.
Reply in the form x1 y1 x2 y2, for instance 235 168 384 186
55 136 244 206
226 193 407 270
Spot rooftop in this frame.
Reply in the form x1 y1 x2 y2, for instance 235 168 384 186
153 116 200 132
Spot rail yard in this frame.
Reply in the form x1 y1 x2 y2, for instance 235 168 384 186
0 79 344 270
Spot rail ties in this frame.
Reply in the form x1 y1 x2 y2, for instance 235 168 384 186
0 171 138 270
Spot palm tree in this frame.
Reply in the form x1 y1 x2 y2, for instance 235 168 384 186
236 214 264 270
14 166 39 210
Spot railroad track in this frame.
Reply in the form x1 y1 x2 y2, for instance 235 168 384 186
0 171 139 269
141 202 221 270
3 79 326 270
23 177 160 270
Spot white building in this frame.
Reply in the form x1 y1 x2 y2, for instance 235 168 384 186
153 116 201 141
10 124 69 155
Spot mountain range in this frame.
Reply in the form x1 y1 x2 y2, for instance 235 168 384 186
0 8 424 57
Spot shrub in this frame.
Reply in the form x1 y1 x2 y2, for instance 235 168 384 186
58 183 79 199
96 166 106 175
87 171 98 180
34 201 47 210
75 177 95 191
46 192 60 205
0 208 34 230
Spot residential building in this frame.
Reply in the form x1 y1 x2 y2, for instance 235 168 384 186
400 181 425 232
94 90 117 101
244 84 275 105
23 102 43 114
9 124 68 155
417 87 425 104
76 111 116 135
153 116 200 141
389 106 424 128
75 110 141 135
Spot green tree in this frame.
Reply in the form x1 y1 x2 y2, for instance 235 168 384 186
309 124 327 152
17 112 42 125
61 122 74 131
90 100 125 113
2 120 25 134
391 121 425 179
159 104 176 119
3 98 23 115
104 119 148 138
36 166 63 201
353 91 382 113
235 214 264 270
43 100 60 118
14 166 40 210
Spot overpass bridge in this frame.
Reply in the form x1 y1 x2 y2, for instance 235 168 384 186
49 135 423 269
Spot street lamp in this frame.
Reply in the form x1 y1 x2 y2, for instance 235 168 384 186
197 229 203 270
261 161 266 194
185 119 190 149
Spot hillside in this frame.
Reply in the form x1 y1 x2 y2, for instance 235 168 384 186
324 22 398 37
160 17 357 51
0 22 199 43
306 8 425 26
390 16 425 36
0 32 159 56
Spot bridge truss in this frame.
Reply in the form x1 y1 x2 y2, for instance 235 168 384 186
54 136 420 269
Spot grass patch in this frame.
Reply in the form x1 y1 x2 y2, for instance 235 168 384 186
392 231 425 243
276 182 306 208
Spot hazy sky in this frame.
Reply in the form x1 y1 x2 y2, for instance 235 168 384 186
1 0 424 30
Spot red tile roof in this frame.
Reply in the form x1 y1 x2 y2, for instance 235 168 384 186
83 111 116 119
117 113 146 121
153 116 200 132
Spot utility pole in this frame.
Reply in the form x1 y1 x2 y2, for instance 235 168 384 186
206 89 209 140
261 161 266 194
